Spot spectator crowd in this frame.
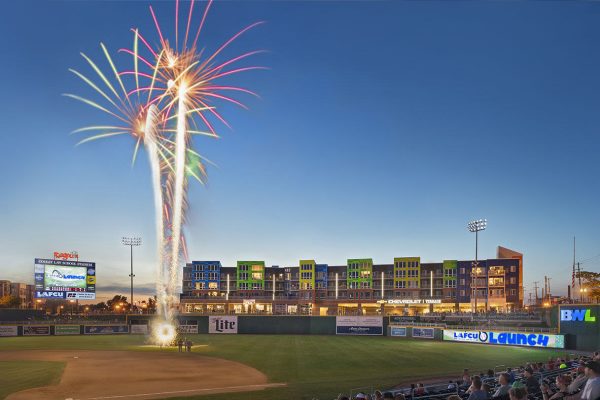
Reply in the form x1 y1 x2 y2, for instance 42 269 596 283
333 351 600 400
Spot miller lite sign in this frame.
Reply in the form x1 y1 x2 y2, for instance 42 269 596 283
208 316 238 334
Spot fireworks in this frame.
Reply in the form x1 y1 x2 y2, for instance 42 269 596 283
67 0 265 333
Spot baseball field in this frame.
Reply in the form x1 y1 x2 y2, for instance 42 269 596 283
0 334 569 400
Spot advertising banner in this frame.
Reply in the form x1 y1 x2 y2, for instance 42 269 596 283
0 326 18 337
178 325 199 334
84 325 129 335
336 316 383 335
443 329 564 349
130 325 149 334
55 325 81 335
208 316 238 334
23 325 51 336
389 315 416 324
412 327 434 339
390 327 407 337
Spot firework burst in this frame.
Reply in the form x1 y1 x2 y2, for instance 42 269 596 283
67 0 265 332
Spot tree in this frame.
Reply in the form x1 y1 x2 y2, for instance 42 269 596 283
91 302 108 311
106 295 129 312
147 296 157 313
0 295 21 308
576 271 600 302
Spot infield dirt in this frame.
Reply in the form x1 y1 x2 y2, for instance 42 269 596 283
1 350 284 400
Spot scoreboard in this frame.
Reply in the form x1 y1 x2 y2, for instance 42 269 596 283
34 258 96 300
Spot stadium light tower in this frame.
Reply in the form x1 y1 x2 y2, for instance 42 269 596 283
467 219 487 313
122 236 142 311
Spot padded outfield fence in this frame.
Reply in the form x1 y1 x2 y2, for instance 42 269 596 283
1 306 597 351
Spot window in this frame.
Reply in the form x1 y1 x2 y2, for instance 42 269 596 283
444 280 456 288
396 270 406 278
301 264 312 271
208 282 218 289
510 277 516 284
252 272 263 280
510 266 516 273
349 271 359 279
239 282 249 290
239 265 249 271
444 269 457 277
395 281 406 288
360 281 371 289
460 279 465 285
239 273 249 280
301 272 312 280
460 268 465 274
408 270 418 278
460 290 465 296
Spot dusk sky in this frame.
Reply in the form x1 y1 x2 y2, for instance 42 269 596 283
1 1 599 300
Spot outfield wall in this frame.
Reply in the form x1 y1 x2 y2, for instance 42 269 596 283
4 312 593 352
554 305 599 351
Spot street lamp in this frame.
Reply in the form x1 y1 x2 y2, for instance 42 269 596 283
468 219 487 313
122 236 142 311
580 287 588 303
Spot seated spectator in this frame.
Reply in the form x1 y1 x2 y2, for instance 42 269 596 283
493 374 512 399
394 394 406 400
523 367 540 394
506 368 516 384
462 369 472 385
382 393 394 400
374 390 383 400
415 383 426 396
580 360 600 400
569 365 588 394
447 396 462 400
448 381 457 390
468 376 488 400
355 393 367 400
509 387 527 400
541 374 572 400
482 383 492 399
487 370 495 379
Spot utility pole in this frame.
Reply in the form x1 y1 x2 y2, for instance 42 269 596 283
533 281 540 305
577 262 582 303
547 277 551 303
528 292 532 307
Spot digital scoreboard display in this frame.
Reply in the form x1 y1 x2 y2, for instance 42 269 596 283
34 258 96 300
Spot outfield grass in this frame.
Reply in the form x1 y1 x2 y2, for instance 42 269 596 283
0 360 65 400
0 335 569 400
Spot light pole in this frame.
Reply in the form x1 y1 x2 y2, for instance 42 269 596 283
467 219 487 313
122 236 142 311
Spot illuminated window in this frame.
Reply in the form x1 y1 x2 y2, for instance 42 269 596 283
252 272 263 280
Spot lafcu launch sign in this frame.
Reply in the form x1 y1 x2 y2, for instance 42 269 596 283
443 329 565 348
560 308 597 323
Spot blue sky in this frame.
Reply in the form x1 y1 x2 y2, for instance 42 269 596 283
1 1 599 300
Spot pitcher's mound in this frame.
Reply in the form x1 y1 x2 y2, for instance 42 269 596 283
1 350 285 400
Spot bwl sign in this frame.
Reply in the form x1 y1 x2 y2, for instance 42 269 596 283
209 316 238 334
